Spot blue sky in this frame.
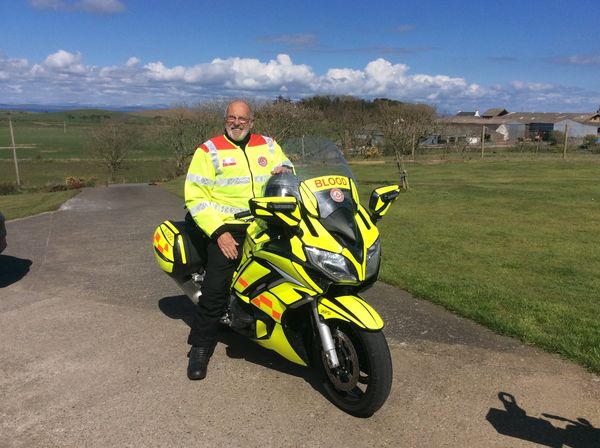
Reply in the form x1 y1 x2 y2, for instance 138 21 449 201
1 0 599 113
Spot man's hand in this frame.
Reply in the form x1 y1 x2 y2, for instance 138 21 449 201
217 231 239 259
271 166 292 174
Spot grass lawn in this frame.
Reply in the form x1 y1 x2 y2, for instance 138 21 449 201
353 159 600 373
0 159 174 188
0 189 80 220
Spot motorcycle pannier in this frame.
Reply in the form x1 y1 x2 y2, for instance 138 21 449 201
153 218 206 278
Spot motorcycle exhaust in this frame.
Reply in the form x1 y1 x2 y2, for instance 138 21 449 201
173 274 203 305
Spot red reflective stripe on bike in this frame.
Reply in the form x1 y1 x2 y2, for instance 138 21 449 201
250 295 281 321
154 232 169 254
260 295 272 308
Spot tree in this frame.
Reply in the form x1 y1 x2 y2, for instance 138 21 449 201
254 100 321 146
160 107 221 176
377 102 436 184
298 96 377 156
89 119 139 182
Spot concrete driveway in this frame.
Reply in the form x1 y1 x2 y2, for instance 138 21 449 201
1 184 598 447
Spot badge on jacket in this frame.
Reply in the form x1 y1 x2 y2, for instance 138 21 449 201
257 156 268 167
222 157 237 167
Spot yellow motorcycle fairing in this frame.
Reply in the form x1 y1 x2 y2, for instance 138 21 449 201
227 174 395 366
297 177 381 283
255 323 307 366
318 295 384 330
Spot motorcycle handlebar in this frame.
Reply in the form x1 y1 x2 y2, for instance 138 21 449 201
234 210 252 219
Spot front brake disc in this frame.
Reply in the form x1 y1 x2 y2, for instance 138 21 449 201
322 329 360 392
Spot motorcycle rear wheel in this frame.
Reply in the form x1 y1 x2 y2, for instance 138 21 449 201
317 321 392 417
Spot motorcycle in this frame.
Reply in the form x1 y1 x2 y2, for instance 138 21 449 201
153 139 400 417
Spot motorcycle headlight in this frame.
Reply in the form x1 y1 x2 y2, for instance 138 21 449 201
365 238 381 279
305 246 357 282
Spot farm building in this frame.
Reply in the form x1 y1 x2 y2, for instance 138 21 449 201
439 108 600 143
554 119 600 137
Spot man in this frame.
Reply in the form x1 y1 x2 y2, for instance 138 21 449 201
184 100 293 380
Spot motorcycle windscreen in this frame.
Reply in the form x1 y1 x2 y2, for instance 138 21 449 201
310 181 363 261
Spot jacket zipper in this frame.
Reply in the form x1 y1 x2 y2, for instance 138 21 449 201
240 145 256 199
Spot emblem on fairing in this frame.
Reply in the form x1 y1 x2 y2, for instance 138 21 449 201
330 188 344 202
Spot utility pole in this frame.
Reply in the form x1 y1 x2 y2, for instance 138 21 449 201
8 113 21 187
481 125 485 158
563 124 569 159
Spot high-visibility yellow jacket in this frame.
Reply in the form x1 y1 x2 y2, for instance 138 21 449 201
185 134 293 238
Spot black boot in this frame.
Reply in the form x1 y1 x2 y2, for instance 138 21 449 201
187 345 213 380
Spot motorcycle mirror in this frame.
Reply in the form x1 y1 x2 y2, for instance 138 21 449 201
369 185 401 223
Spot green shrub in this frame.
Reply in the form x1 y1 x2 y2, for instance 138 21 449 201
65 176 97 189
0 182 18 196
45 184 68 192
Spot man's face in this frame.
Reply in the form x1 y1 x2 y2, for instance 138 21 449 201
224 102 254 142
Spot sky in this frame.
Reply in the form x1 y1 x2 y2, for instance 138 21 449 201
1 0 599 113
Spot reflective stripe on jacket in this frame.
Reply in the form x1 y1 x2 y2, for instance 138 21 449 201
185 134 293 237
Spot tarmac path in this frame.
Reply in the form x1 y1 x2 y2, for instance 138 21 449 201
1 184 598 447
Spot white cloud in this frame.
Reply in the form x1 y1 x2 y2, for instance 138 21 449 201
76 0 125 14
396 24 415 32
550 54 600 66
257 34 317 47
28 0 125 14
43 49 83 69
29 0 65 9
0 50 598 112
126 57 140 67
510 81 553 91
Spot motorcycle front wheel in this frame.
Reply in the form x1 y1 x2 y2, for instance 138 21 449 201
316 321 393 417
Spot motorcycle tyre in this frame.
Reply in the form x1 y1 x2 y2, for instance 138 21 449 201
315 321 392 418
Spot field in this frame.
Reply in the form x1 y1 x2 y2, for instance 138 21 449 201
1 111 599 373
357 160 600 373
0 110 173 188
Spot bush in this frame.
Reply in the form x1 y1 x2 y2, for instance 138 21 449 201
0 182 18 196
363 145 381 158
45 184 68 192
65 176 97 189
581 135 599 150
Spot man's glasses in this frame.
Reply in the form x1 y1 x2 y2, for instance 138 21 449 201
225 115 252 125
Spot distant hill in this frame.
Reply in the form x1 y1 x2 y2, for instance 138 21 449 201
0 103 169 113
0 108 157 124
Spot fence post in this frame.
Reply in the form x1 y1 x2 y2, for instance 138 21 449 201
8 113 21 187
481 126 485 158
563 124 569 159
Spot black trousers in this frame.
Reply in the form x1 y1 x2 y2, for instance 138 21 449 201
187 231 246 348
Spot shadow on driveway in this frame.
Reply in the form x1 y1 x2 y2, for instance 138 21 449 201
158 294 330 401
0 255 32 288
486 392 600 447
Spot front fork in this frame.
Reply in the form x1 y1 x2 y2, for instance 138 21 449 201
311 300 340 369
